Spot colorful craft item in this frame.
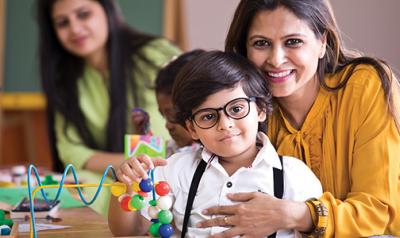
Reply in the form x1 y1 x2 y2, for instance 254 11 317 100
124 135 166 160
111 176 174 238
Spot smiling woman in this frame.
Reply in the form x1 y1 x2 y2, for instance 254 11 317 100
35 0 181 216
51 0 109 68
246 6 324 121
206 0 400 237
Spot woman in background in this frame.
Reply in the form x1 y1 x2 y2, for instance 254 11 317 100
197 0 400 236
36 0 180 216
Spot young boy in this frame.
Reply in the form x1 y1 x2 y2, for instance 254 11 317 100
109 51 322 237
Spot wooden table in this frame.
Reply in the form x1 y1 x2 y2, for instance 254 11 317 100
18 207 149 238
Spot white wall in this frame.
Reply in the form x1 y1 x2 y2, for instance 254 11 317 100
185 0 240 51
331 0 400 72
185 0 400 71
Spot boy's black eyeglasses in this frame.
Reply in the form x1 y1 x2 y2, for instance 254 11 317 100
190 97 256 129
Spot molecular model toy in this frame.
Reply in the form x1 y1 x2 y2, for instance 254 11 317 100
25 134 171 238
26 164 121 238
111 171 174 238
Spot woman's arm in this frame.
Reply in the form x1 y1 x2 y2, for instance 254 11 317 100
83 152 125 173
55 111 126 173
319 66 400 237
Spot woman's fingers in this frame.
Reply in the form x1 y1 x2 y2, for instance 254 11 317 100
197 216 231 228
226 192 257 202
202 203 239 216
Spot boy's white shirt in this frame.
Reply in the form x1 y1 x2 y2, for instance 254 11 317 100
166 139 201 158
142 132 322 238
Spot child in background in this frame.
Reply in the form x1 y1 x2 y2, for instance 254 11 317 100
131 50 204 156
108 51 322 237
155 49 204 157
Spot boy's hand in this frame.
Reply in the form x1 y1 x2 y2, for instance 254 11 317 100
116 154 167 185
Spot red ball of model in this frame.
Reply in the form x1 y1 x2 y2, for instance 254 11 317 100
120 196 132 212
155 181 170 196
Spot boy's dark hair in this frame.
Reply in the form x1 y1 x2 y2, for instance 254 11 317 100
172 50 273 132
155 49 205 95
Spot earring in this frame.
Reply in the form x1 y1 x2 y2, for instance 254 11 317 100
319 52 325 59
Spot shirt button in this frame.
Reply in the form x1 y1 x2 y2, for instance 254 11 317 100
226 181 233 188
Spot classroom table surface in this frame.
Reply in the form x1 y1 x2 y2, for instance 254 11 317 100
18 206 150 238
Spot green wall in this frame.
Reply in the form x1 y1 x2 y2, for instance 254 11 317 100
3 0 163 92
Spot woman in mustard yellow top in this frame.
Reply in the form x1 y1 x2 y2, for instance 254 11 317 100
196 0 400 237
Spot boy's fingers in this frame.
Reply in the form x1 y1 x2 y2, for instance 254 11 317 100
118 156 167 186
137 154 154 169
128 157 149 179
136 155 167 169
152 157 168 167
116 169 131 185
120 174 132 185
120 162 141 183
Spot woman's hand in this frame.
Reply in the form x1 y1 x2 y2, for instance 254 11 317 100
116 154 167 185
196 192 312 238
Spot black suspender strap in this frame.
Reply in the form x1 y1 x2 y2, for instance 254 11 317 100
181 155 284 238
273 155 284 199
181 159 207 238
268 155 284 238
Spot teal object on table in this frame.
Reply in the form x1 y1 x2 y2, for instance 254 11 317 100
41 175 59 185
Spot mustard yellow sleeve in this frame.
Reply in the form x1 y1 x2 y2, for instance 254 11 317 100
54 112 97 170
320 66 400 237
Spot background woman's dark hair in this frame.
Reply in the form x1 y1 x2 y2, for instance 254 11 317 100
155 49 205 95
37 0 162 169
225 0 400 128
172 50 273 133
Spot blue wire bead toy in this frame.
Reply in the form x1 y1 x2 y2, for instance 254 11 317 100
139 178 154 193
112 170 174 238
159 224 174 238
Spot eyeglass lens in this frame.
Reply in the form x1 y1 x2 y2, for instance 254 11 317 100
192 97 253 129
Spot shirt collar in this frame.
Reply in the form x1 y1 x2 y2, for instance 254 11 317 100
200 132 282 170
254 132 282 170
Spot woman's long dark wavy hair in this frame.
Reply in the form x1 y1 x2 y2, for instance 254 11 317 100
37 0 158 169
225 0 400 129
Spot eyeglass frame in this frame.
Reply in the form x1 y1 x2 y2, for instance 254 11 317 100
189 96 257 129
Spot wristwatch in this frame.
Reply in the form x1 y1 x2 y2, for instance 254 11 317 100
304 198 328 237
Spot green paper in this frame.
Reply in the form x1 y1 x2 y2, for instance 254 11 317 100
0 187 83 209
